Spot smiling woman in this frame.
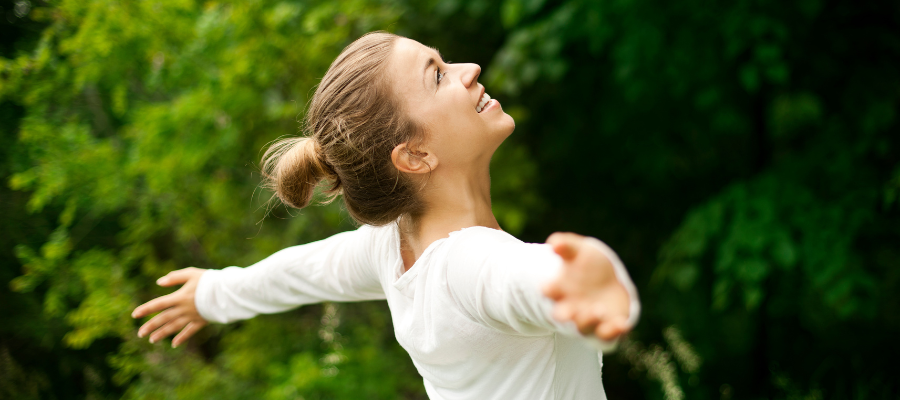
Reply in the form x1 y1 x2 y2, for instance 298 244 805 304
131 31 640 400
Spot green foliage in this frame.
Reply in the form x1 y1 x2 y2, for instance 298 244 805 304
483 0 899 398
1 0 898 398
2 0 426 398
657 175 876 316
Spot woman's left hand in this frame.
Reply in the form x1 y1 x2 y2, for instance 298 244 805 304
542 232 632 341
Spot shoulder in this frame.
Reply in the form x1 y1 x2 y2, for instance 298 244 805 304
443 227 561 272
353 222 399 251
448 226 520 246
351 222 397 240
352 223 404 276
444 227 518 259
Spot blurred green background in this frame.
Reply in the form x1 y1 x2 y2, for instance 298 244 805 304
1 0 898 399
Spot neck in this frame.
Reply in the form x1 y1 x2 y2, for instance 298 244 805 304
398 161 499 270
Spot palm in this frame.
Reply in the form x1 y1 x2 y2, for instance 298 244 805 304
543 233 631 340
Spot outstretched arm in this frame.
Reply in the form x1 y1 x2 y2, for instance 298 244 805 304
131 225 385 347
446 230 639 351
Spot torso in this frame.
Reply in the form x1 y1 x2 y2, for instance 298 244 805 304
369 223 607 400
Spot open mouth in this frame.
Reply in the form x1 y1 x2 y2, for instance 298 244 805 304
476 92 493 113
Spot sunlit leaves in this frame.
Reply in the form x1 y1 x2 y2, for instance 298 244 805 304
10 227 72 296
63 249 137 349
4 0 419 398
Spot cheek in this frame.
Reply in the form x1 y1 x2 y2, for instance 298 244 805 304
433 98 480 134
421 90 495 151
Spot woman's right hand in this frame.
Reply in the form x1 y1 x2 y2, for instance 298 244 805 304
131 267 208 348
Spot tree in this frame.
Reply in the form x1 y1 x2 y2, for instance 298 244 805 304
486 0 900 398
2 1 427 398
2 0 898 398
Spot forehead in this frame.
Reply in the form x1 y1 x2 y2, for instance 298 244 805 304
392 37 440 62
388 38 439 93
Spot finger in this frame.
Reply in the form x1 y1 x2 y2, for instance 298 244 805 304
172 320 207 348
552 242 579 262
138 308 181 339
573 309 601 335
596 315 630 341
149 316 190 344
542 280 564 301
546 232 583 261
590 303 610 322
132 294 179 319
157 267 199 287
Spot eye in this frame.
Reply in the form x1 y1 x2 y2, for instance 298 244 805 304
436 67 446 85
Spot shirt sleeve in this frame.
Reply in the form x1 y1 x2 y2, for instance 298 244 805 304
445 230 640 352
194 225 386 324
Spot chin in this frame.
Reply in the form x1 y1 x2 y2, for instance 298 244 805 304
499 113 516 138
480 109 516 144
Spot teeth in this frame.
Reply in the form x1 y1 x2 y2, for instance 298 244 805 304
476 92 492 113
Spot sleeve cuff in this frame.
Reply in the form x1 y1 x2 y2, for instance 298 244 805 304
194 268 224 324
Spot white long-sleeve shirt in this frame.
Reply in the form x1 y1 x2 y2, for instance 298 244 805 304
195 223 640 400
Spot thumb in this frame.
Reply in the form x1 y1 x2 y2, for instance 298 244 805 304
552 242 578 262
547 232 582 262
157 267 199 287
542 280 565 301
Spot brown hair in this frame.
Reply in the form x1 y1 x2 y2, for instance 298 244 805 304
261 32 425 226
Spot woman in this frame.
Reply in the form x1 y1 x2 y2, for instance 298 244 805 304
131 32 640 399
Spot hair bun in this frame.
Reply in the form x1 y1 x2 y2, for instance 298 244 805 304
261 137 336 209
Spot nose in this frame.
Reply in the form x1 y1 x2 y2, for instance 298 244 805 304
458 63 481 88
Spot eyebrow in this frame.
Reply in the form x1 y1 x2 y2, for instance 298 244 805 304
422 46 444 90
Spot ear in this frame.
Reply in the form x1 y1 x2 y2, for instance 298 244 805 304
391 142 439 174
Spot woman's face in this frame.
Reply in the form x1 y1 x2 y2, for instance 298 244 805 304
388 38 515 168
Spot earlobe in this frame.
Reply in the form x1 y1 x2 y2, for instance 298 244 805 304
391 143 438 174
